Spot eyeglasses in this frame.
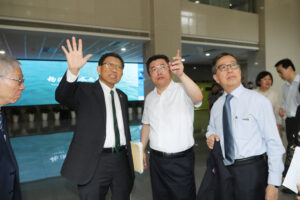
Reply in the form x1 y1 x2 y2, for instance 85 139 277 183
150 64 168 73
0 75 25 86
216 63 240 72
103 62 123 71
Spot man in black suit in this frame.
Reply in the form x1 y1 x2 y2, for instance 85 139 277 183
55 37 134 200
0 54 25 200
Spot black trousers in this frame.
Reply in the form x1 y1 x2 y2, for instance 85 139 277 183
227 157 268 200
285 117 298 149
149 149 196 200
77 150 133 200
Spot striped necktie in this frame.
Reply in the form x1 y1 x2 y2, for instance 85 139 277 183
223 94 234 165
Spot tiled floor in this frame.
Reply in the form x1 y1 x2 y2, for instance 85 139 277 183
8 110 297 200
18 134 297 200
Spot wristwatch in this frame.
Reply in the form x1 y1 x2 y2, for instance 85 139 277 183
272 185 279 188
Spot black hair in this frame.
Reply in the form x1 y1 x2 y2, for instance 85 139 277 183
211 52 238 74
255 71 273 87
98 52 124 68
274 58 295 71
145 54 169 75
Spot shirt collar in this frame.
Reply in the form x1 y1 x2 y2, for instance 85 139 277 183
154 80 175 95
285 74 300 86
99 80 116 94
224 84 245 99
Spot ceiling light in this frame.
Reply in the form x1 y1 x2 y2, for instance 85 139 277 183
121 48 126 51
254 62 259 65
195 1 200 3
0 50 5 54
181 58 185 62
205 53 210 56
193 67 197 70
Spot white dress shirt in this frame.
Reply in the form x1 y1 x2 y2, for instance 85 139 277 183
281 74 300 117
255 88 282 125
206 84 285 186
66 70 126 148
142 80 202 153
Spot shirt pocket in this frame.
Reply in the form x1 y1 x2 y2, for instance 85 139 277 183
234 114 256 140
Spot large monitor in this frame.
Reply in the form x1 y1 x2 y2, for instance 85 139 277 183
10 60 144 106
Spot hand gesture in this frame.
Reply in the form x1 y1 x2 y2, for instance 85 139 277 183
61 36 93 75
169 49 184 77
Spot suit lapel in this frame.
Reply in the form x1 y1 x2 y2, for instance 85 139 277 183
92 81 106 121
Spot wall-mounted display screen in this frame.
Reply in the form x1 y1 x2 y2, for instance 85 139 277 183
9 60 144 106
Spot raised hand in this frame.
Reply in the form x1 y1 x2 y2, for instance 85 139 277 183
169 49 184 77
61 36 93 75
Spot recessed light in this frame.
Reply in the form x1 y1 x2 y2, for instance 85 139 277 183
121 48 126 51
205 53 210 56
193 67 197 70
254 62 259 65
195 1 200 3
181 58 185 62
0 50 5 54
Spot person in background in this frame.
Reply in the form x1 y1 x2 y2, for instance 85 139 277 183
55 37 134 200
141 50 203 200
274 58 299 193
0 54 25 200
246 81 254 89
207 52 285 200
207 83 223 114
255 71 282 137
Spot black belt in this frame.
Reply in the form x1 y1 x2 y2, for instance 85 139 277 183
150 147 193 158
102 146 127 153
233 154 265 166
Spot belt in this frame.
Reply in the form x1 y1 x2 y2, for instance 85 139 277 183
233 154 265 166
102 146 127 153
150 147 193 158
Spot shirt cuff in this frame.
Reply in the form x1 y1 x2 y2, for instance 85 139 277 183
194 101 202 108
268 172 282 186
66 70 79 82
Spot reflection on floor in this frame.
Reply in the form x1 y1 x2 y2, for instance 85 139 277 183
9 109 297 200
17 134 296 200
11 126 141 183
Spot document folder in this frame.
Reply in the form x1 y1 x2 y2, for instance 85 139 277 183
130 141 144 174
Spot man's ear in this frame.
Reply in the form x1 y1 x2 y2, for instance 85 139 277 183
97 66 101 75
213 74 219 83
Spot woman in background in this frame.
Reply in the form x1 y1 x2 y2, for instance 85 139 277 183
255 71 282 137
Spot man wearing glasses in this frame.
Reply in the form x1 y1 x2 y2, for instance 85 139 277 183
55 37 134 200
206 53 284 200
0 54 25 200
141 51 203 200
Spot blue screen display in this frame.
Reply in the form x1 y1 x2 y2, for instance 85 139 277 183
10 60 144 106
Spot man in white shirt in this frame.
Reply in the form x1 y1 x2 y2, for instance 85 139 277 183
275 59 299 150
141 50 203 200
206 53 285 200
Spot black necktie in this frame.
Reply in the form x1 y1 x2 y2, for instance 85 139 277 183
223 94 234 165
110 90 120 152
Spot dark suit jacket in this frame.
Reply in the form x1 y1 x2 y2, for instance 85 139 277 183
55 73 134 185
0 113 22 200
197 141 233 200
